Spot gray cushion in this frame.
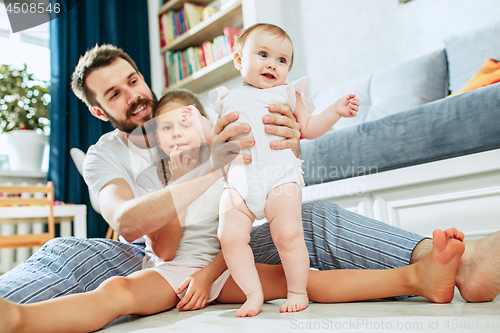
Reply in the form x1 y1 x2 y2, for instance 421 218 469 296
313 50 448 131
445 21 500 94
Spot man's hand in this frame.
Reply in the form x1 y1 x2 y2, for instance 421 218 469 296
212 112 254 164
176 270 212 311
264 104 301 158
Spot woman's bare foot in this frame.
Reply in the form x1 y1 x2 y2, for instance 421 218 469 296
0 297 20 333
279 292 309 313
456 230 500 302
414 228 465 303
236 292 263 317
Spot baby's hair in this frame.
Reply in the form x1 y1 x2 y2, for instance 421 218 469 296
153 89 208 185
233 23 294 70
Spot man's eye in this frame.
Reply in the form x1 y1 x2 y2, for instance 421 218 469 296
259 52 267 58
110 92 118 100
131 79 137 85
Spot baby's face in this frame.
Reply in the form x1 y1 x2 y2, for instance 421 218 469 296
155 103 204 157
237 30 292 89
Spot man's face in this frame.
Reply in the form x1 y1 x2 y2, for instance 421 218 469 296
86 58 157 133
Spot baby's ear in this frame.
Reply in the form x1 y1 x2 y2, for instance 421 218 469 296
233 52 242 70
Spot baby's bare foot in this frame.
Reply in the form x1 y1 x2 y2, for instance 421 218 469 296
456 230 500 302
414 228 465 303
279 292 309 313
236 292 263 318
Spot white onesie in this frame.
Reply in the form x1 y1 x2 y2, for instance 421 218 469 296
209 76 315 220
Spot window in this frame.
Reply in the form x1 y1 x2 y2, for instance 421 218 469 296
0 0 50 171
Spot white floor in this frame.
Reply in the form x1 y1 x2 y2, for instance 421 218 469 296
100 290 500 333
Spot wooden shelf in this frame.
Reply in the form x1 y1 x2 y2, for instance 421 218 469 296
161 0 242 52
162 55 239 94
159 0 214 15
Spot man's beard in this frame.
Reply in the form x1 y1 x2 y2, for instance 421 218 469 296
102 92 158 134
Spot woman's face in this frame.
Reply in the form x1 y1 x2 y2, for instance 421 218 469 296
155 101 204 156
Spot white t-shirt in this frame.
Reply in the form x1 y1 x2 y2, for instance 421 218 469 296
83 129 163 205
83 129 225 266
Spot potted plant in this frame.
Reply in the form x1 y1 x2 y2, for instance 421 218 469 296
0 64 51 171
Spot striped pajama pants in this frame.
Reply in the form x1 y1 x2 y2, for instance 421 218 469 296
0 201 423 304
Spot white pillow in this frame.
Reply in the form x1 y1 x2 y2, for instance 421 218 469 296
313 50 448 131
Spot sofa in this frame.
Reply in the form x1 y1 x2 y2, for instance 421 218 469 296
299 21 500 238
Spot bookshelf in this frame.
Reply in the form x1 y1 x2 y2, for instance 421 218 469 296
159 0 243 94
159 0 214 14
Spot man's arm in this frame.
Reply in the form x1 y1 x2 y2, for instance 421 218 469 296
98 172 218 242
146 211 185 261
98 113 256 242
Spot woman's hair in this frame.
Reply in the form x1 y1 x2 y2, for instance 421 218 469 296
153 89 209 185
233 23 294 70
154 89 207 118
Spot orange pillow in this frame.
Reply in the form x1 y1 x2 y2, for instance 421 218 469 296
448 58 500 97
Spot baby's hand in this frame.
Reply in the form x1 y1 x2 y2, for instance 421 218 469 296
180 105 200 126
334 94 359 118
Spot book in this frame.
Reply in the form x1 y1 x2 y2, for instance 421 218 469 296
174 11 183 37
162 51 168 87
202 41 213 66
223 26 241 51
158 13 166 48
183 2 205 29
178 8 187 34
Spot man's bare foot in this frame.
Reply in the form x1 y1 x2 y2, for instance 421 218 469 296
236 292 263 317
279 292 309 313
414 228 465 303
456 230 500 302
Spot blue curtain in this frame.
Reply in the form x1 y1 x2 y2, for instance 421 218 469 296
49 0 151 238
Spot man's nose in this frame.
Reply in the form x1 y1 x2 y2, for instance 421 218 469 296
124 86 140 104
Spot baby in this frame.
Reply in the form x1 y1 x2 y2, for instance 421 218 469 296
182 23 359 317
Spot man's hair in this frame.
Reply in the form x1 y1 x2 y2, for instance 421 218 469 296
71 44 140 108
233 23 294 70
154 89 207 118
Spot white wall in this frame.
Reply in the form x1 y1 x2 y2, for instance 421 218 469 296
280 0 500 94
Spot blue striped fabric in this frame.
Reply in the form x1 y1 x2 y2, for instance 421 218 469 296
251 200 423 270
0 238 145 304
0 200 423 304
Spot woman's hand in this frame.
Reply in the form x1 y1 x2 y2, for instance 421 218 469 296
168 145 198 180
264 104 301 158
176 270 212 311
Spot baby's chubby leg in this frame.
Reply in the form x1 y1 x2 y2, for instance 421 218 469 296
266 183 309 313
218 189 263 317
